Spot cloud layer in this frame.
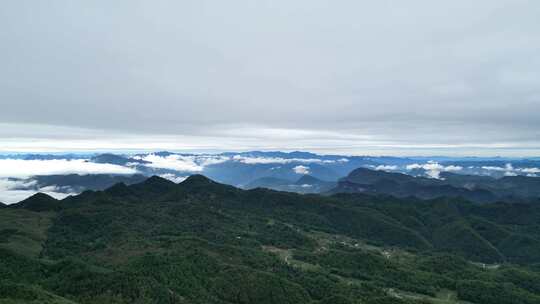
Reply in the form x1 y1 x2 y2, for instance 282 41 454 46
134 154 204 172
132 153 348 172
0 1 539 155
0 159 137 178
481 163 540 177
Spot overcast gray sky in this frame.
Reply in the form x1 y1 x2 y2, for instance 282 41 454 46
1 0 539 156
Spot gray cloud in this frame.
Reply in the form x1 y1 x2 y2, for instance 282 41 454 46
0 1 539 155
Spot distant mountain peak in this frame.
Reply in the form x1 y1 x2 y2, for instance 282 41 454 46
105 182 132 196
295 175 322 185
121 176 178 197
91 153 149 165
142 175 176 186
11 192 59 212
346 167 412 184
181 174 215 186
176 174 239 196
24 192 57 202
332 167 502 203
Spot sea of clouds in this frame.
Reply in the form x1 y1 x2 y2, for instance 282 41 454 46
0 154 340 203
1 153 539 204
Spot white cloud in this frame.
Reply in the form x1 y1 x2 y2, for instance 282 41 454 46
444 165 463 172
135 154 203 172
481 164 540 176
374 165 398 171
406 161 463 179
134 154 230 172
519 167 540 174
0 159 137 179
293 165 310 175
406 163 422 170
481 164 514 172
197 156 230 166
504 171 518 177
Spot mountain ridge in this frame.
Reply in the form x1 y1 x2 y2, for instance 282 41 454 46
9 192 60 212
3 174 540 303
330 167 539 203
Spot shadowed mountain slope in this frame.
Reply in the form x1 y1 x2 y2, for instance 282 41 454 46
9 193 60 212
329 167 540 203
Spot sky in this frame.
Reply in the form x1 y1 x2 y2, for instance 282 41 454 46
1 0 539 156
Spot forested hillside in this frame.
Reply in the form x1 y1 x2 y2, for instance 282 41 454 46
2 175 540 303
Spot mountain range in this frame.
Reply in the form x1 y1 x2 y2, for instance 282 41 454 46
2 151 540 205
2 175 540 303
330 168 540 204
